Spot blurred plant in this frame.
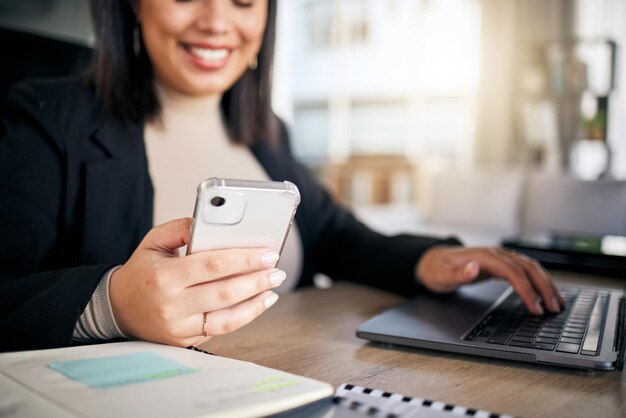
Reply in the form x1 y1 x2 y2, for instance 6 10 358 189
582 110 607 141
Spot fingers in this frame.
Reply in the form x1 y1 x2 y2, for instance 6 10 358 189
142 218 194 254
447 248 563 315
502 250 565 312
112 220 284 347
182 268 287 315
149 290 280 347
202 290 279 336
420 245 565 316
179 290 278 341
167 247 280 287
457 249 545 315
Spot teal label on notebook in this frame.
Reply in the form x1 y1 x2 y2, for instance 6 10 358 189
49 351 198 389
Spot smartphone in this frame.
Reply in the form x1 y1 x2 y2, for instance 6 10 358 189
187 178 300 262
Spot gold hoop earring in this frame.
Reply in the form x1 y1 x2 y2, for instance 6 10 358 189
133 25 141 56
248 56 258 70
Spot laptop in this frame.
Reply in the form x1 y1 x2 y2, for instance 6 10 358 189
356 279 625 370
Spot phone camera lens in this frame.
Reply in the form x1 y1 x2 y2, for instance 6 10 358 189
210 196 226 207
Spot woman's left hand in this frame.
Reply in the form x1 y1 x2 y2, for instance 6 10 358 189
416 246 565 316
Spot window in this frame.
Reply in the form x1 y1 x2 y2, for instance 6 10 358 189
276 0 482 169
346 0 369 45
305 0 331 50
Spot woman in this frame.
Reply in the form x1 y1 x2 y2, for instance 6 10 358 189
0 0 563 352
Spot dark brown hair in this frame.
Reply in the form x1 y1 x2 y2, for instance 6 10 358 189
87 0 278 144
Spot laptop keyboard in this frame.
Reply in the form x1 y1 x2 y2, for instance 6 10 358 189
463 287 609 356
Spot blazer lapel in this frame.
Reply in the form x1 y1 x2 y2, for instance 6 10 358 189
79 120 153 265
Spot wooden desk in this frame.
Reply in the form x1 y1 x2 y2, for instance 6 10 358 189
201 274 626 418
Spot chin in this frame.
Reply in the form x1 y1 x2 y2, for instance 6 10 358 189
180 77 239 96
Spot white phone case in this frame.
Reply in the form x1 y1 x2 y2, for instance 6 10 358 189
187 178 300 258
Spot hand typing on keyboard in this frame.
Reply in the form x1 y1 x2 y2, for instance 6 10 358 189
464 288 606 356
416 246 566 315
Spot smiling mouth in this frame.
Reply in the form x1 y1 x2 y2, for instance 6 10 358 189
182 44 231 64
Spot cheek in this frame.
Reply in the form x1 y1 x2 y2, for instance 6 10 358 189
141 5 192 51
238 11 268 52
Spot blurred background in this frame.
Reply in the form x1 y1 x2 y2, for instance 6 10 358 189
1 0 625 246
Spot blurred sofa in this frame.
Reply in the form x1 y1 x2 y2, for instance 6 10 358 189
427 170 626 237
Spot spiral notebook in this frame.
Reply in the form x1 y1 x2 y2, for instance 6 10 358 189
331 384 514 418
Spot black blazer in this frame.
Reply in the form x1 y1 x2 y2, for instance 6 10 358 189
0 79 459 351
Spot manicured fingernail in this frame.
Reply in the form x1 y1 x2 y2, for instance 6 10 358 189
261 251 280 266
464 261 479 276
264 292 279 308
270 270 286 286
534 301 544 316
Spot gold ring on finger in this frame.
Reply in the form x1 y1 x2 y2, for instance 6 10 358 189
202 312 208 338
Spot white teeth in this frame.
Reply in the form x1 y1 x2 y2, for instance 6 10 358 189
188 47 229 62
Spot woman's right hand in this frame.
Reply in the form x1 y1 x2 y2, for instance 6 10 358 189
109 218 285 347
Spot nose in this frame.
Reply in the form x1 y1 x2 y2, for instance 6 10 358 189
195 0 231 35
